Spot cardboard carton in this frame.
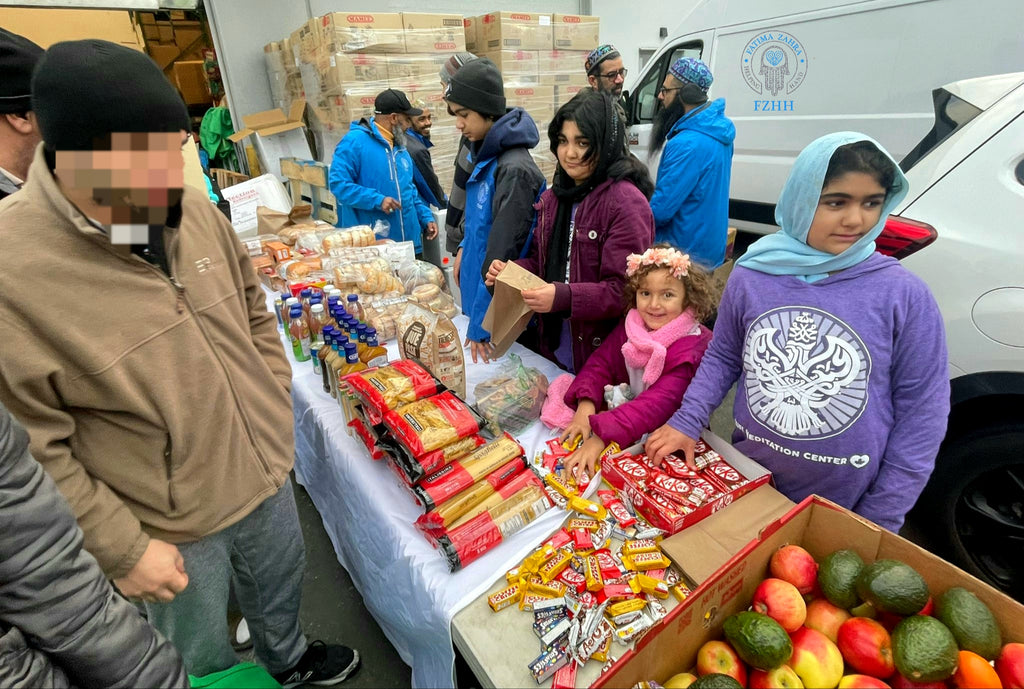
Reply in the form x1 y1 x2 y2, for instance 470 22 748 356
320 12 405 54
463 15 479 52
173 60 211 105
595 494 1024 689
479 12 552 52
173 21 204 52
387 53 448 83
554 82 589 107
551 14 600 50
315 185 339 225
537 49 590 77
323 89 379 126
318 52 388 92
227 100 312 182
298 17 321 64
481 50 538 84
148 43 181 70
401 12 466 53
503 83 555 123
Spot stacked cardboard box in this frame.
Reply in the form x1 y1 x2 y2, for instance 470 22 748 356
280 158 339 225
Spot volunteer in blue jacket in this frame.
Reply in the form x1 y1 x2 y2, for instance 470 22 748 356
444 57 545 363
649 58 735 268
328 88 437 256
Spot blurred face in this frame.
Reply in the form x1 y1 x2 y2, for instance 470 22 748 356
448 101 494 142
636 268 687 331
657 75 683 108
55 131 186 243
806 172 887 255
556 119 596 185
411 111 432 137
588 57 626 99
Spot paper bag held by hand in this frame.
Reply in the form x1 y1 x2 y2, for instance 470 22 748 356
482 262 547 358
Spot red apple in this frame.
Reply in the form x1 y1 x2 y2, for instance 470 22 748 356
805 598 852 643
753 578 808 632
875 611 903 633
750 665 804 688
838 675 891 688
888 673 948 689
696 640 748 686
790 626 844 689
771 544 819 594
997 642 1024 689
836 617 895 679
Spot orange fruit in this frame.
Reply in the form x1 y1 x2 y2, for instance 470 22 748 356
953 649 1003 689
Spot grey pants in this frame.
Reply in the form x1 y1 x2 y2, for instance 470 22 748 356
145 481 307 676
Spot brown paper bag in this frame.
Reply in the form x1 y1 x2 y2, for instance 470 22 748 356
481 261 547 358
256 203 313 235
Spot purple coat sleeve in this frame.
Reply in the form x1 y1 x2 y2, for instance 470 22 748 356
590 329 713 448
852 283 950 532
564 322 629 409
668 272 748 438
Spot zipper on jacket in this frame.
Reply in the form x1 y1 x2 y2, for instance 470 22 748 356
386 146 406 239
164 435 176 512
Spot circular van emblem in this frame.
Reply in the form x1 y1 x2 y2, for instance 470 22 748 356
743 307 870 439
740 31 808 97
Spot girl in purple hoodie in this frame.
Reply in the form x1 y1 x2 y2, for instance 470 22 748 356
646 133 950 531
558 245 717 481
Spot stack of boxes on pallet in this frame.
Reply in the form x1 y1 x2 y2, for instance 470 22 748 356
263 11 599 198
138 10 213 106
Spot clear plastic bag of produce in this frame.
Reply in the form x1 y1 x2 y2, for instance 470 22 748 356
474 352 550 435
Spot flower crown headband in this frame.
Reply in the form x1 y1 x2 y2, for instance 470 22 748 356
625 247 691 280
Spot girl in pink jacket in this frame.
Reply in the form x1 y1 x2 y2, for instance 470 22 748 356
559 245 717 480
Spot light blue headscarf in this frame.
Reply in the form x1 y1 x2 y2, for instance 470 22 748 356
736 132 909 282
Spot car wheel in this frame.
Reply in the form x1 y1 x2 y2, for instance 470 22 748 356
903 424 1024 601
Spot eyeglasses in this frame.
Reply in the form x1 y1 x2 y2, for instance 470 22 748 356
658 86 682 95
599 68 628 81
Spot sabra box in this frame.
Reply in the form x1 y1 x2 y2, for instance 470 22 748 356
320 12 405 54
551 14 600 50
401 13 466 54
479 12 552 52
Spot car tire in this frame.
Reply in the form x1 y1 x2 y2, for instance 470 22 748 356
903 424 1024 601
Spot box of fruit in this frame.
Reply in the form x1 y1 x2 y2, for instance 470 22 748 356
593 495 1024 689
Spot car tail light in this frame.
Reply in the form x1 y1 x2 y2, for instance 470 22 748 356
876 216 937 259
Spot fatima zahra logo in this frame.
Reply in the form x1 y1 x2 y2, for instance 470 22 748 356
740 31 808 97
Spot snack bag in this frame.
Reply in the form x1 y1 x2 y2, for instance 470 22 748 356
397 302 466 397
474 352 549 435
344 359 442 424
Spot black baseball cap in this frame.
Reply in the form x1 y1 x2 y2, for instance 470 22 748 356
374 88 422 116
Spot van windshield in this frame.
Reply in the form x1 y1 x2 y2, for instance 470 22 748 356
900 88 983 172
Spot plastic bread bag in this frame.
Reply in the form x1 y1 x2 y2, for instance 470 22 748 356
362 295 410 342
329 257 400 293
407 284 458 320
397 302 465 398
321 219 390 253
474 352 550 435
397 259 449 295
382 390 486 460
344 358 443 425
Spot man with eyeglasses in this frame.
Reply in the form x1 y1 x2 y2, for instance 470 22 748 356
649 57 735 269
585 44 627 100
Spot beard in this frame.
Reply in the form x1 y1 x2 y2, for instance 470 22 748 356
393 126 408 149
649 97 687 157
596 80 623 99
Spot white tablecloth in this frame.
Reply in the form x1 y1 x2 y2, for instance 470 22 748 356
273 293 571 688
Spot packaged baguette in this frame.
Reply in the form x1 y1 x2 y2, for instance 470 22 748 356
415 457 529 534
410 434 524 512
344 359 441 424
383 390 485 459
437 484 553 572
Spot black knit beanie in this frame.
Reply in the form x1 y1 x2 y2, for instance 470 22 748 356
444 57 505 118
31 39 190 151
0 28 44 114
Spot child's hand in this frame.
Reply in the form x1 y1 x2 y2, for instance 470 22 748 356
468 339 495 364
562 435 604 483
559 414 592 447
645 425 696 467
485 259 506 287
521 284 556 313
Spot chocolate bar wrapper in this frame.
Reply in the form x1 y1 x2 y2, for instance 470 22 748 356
539 548 574 583
614 611 654 645
550 660 577 689
543 529 573 551
488 582 523 612
645 595 669 621
528 642 568 684
557 567 586 595
703 458 750 491
594 549 623 580
659 452 700 479
611 610 643 627
520 592 556 612
540 617 572 648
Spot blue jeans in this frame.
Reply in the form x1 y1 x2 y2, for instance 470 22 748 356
145 481 307 676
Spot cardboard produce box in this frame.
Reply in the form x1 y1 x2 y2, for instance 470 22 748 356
318 52 388 91
503 83 555 124
173 60 211 105
298 17 321 64
594 494 1024 689
537 49 590 77
324 89 379 126
551 14 600 50
479 11 552 52
320 12 405 54
401 12 466 53
387 53 448 82
227 100 312 182
481 50 538 84
554 82 589 107
463 15 480 52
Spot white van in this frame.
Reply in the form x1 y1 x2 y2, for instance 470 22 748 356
624 0 1024 233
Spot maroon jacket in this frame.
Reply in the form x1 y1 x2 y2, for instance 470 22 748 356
514 178 654 371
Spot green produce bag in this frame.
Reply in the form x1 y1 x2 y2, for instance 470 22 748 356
189 662 281 688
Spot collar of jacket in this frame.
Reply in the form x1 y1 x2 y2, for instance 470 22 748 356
407 129 433 149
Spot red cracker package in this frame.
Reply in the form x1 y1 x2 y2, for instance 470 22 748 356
411 435 525 512
345 359 442 424
384 391 485 458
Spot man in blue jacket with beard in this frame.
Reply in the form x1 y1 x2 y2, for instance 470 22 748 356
649 57 735 269
329 88 437 256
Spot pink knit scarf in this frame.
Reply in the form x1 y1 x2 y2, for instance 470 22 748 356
621 307 700 387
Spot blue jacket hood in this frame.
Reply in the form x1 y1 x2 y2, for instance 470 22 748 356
352 117 390 147
476 108 540 162
669 98 735 146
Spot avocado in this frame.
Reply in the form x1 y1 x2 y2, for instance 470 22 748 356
689 673 743 689
722 611 793 671
892 615 959 682
935 587 1002 660
855 559 930 615
818 549 865 609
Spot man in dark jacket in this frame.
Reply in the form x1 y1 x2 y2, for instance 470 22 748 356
405 101 447 210
0 401 188 687
0 29 43 201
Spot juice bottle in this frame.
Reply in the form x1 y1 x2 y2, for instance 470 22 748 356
322 283 336 296
337 342 367 423
319 327 336 393
285 297 300 318
345 294 365 322
327 334 345 399
310 341 321 375
326 294 341 314
288 306 311 362
359 328 389 369
300 288 313 320
309 303 328 345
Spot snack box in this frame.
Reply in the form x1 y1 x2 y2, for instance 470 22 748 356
602 431 771 535
593 493 1024 688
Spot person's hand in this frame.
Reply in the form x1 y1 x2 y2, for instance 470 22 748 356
468 339 495 364
453 248 463 289
484 259 507 287
425 221 438 240
644 424 696 467
521 283 557 313
559 402 595 447
562 435 605 483
380 197 401 213
114 538 189 603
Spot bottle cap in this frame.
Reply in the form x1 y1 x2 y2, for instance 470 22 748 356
301 288 312 297
347 294 359 302
323 284 336 292
289 306 303 317
311 304 324 313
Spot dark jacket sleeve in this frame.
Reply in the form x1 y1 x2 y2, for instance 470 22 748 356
482 153 545 282
0 402 188 688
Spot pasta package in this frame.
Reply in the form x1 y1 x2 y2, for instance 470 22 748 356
383 390 485 459
416 461 543 535
409 434 525 512
378 432 487 485
397 302 466 398
344 359 442 424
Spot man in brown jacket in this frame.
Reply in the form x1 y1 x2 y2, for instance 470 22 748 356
0 40 359 686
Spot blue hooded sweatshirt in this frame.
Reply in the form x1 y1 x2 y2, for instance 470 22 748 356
328 117 434 254
650 98 735 268
461 107 545 343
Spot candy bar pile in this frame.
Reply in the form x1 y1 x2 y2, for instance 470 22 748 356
602 440 750 534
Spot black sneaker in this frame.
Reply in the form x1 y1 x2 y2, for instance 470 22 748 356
274 641 361 688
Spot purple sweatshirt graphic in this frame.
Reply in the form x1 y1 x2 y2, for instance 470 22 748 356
669 255 950 531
